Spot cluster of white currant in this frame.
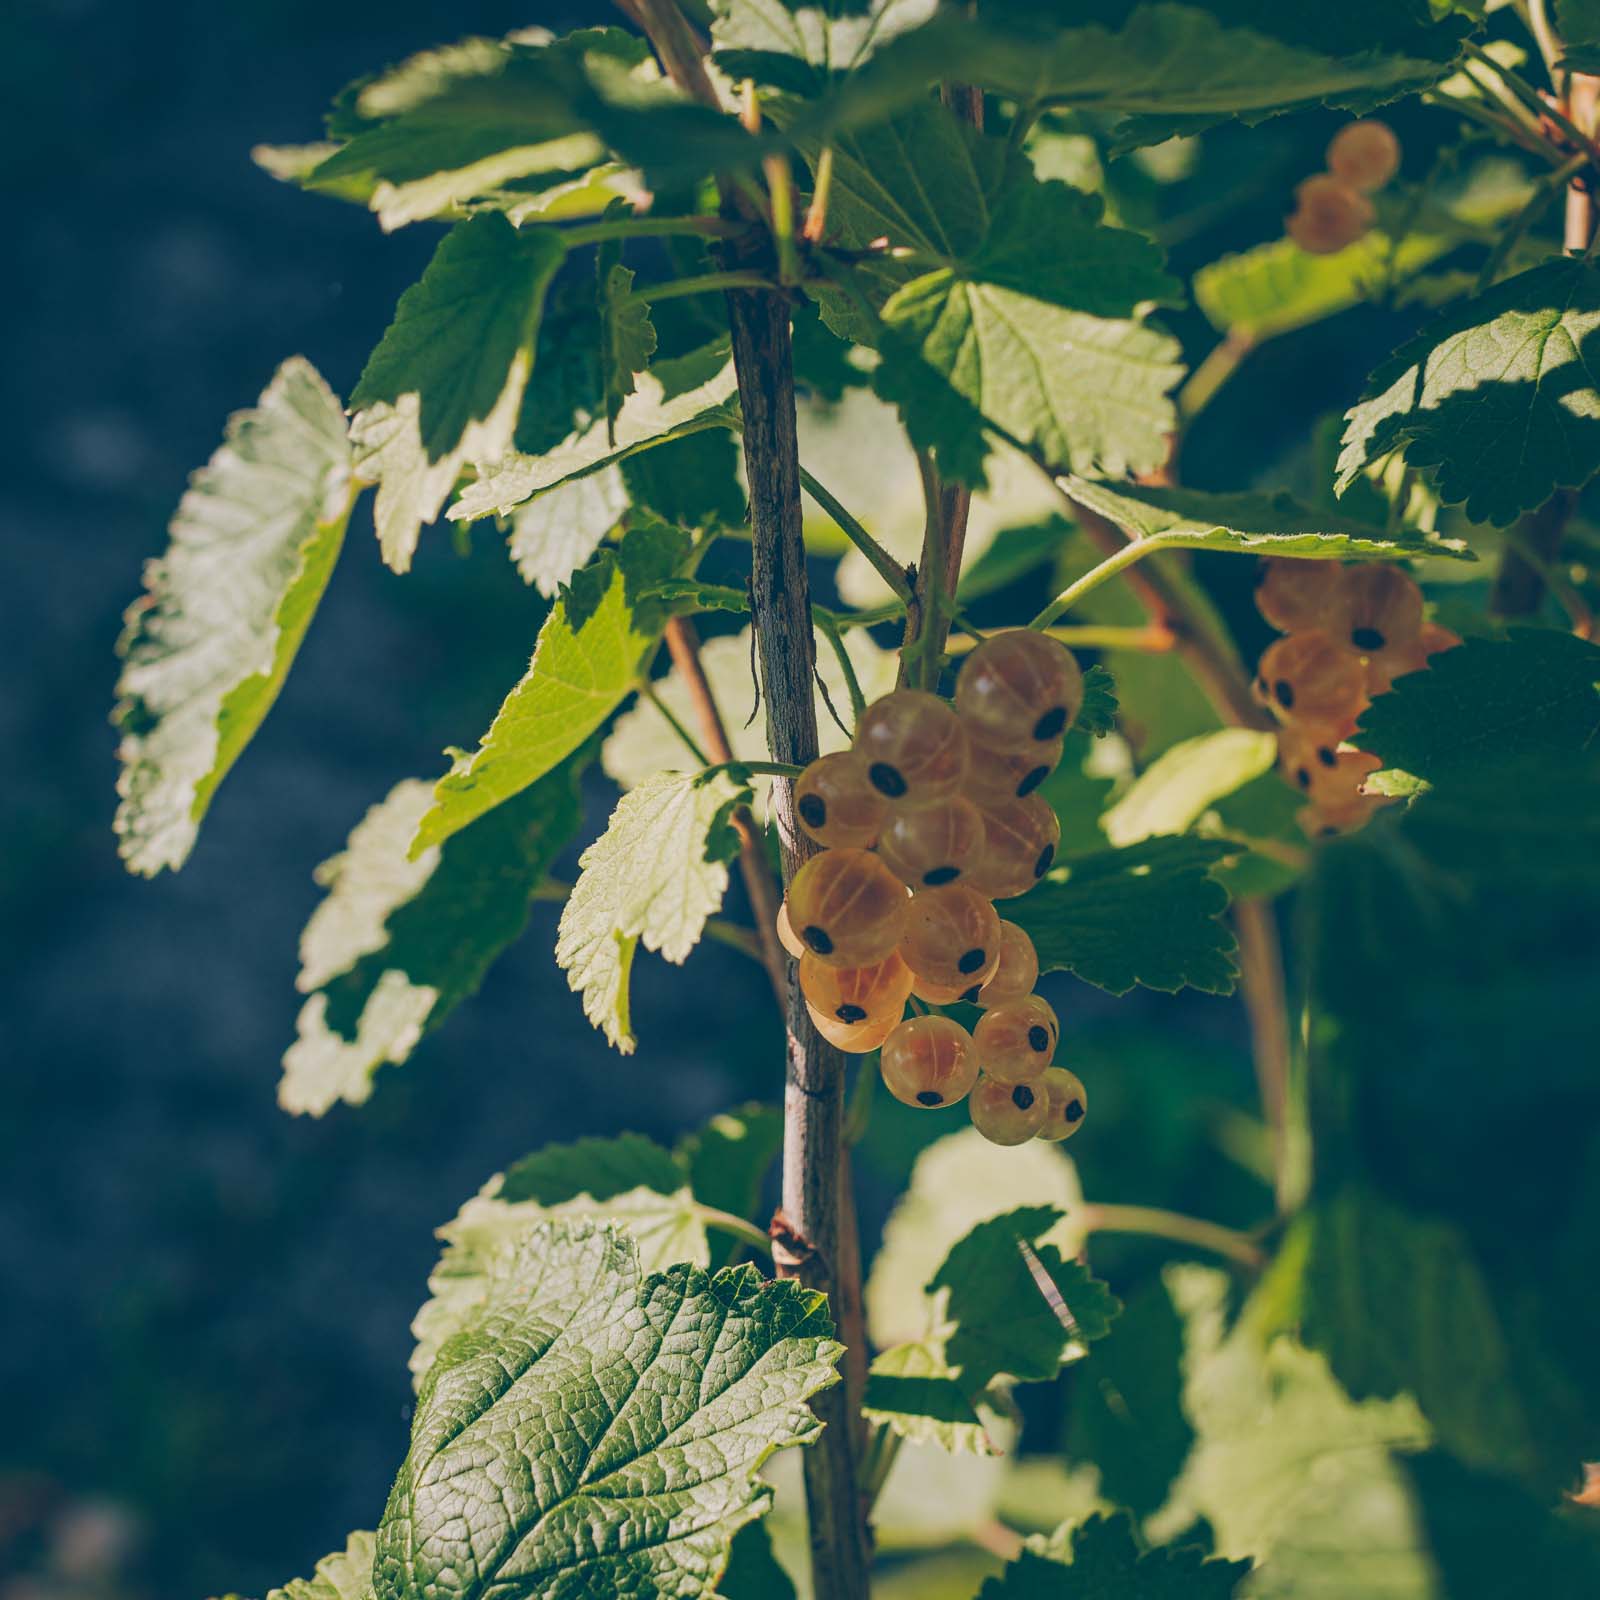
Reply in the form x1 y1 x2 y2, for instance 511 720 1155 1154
1287 120 1401 255
773 630 1089 1147
1253 559 1459 837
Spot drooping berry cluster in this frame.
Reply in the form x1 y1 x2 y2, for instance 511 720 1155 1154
775 631 1089 1146
1252 559 1459 838
1286 120 1401 255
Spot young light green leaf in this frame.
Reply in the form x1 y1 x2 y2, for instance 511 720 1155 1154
452 340 740 520
1073 664 1119 739
931 1206 1119 1395
414 518 689 852
114 357 353 877
1336 258 1600 526
710 0 938 94
507 464 629 595
1064 477 1473 562
350 214 567 570
378 1221 841 1600
979 1514 1250 1599
246 1530 376 1600
410 1143 708 1384
863 1338 998 1455
1102 729 1278 848
556 769 750 1052
600 261 657 433
281 754 586 1116
1009 837 1238 996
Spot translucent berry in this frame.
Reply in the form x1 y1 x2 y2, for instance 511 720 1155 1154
880 1014 979 1108
910 973 980 1005
799 950 913 1030
1255 558 1347 634
794 752 887 850
1364 618 1462 697
969 1074 1048 1145
1335 565 1423 658
965 736 1065 800
1278 725 1379 811
1036 1066 1088 1142
966 792 1061 899
878 796 987 888
898 883 1003 992
1253 631 1368 729
784 847 908 967
1297 792 1386 840
808 1004 900 1054
1327 120 1401 192
853 689 969 807
975 921 1039 1009
973 994 1058 1085
956 630 1083 751
1286 173 1374 254
775 901 806 960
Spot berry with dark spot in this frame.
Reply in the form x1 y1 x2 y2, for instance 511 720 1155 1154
785 847 908 968
974 922 1039 1009
969 1072 1048 1144
1037 1067 1089 1142
898 883 1001 992
966 736 1065 802
799 950 913 1049
794 752 886 849
880 1014 978 1109
966 791 1061 900
854 690 969 809
878 795 986 889
956 629 1083 750
973 994 1058 1085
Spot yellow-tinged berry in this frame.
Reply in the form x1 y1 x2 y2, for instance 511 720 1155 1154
1327 120 1401 192
1277 725 1380 811
878 795 987 888
1287 173 1374 254
966 792 1061 899
794 752 887 849
808 1004 900 1054
1255 558 1348 634
853 689 969 807
775 901 806 960
1036 1066 1088 1142
973 994 1058 1085
1334 564 1424 660
898 883 1003 992
799 950 913 1029
956 629 1083 750
969 1074 1048 1145
784 847 908 967
1253 631 1368 729
965 736 1064 801
975 921 1039 1009
880 1014 979 1108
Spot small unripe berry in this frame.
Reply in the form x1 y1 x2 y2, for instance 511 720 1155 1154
853 689 969 807
969 1074 1048 1145
785 847 908 968
898 883 1003 992
974 921 1039 1009
1255 558 1348 635
956 630 1083 750
794 752 887 850
799 950 913 1030
1327 120 1401 192
1036 1066 1088 1142
1253 631 1368 730
880 1014 979 1107
878 795 987 888
973 994 1058 1085
966 792 1061 899
1287 173 1374 255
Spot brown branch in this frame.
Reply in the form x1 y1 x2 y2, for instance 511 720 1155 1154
1564 74 1598 251
662 616 787 1001
1232 897 1295 1213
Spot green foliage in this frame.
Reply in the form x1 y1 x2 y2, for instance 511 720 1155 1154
980 1513 1250 1599
415 519 689 852
114 358 353 876
379 1221 841 1600
599 260 657 432
675 1104 785 1240
254 1531 376 1600
1337 258 1600 526
507 467 629 594
863 1338 995 1455
283 754 586 1115
1009 837 1238 995
1101 728 1277 848
556 769 751 1052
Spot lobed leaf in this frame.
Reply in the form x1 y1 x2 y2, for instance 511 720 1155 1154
599 260 657 434
1009 837 1238 996
231 1530 376 1600
377 1221 841 1600
114 357 353 876
863 1338 997 1455
508 466 630 596
979 1513 1250 1599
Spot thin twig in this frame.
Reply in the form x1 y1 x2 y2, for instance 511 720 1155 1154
637 675 711 767
817 609 867 725
636 270 780 302
696 1202 776 1254
1080 1202 1266 1270
803 144 836 242
799 464 915 603
1232 898 1294 1214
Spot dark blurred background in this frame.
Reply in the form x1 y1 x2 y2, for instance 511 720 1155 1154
0 4 1484 1598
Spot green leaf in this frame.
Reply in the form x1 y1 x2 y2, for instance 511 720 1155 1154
113 357 353 877
1195 231 1453 342
600 261 657 434
718 1519 797 1599
710 0 938 93
1557 0 1600 70
414 518 689 852
979 1513 1249 1599
873 163 1183 486
1074 663 1119 738
255 1531 376 1600
676 1104 785 1236
556 769 751 1052
1009 837 1238 996
350 214 567 570
410 1145 708 1384
1064 477 1474 562
452 339 740 521
863 1337 997 1455
931 1206 1119 1394
865 1128 1086 1350
1336 258 1600 526
378 1221 841 1600
282 754 587 1115
621 426 747 531
507 465 629 595
1102 729 1278 848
